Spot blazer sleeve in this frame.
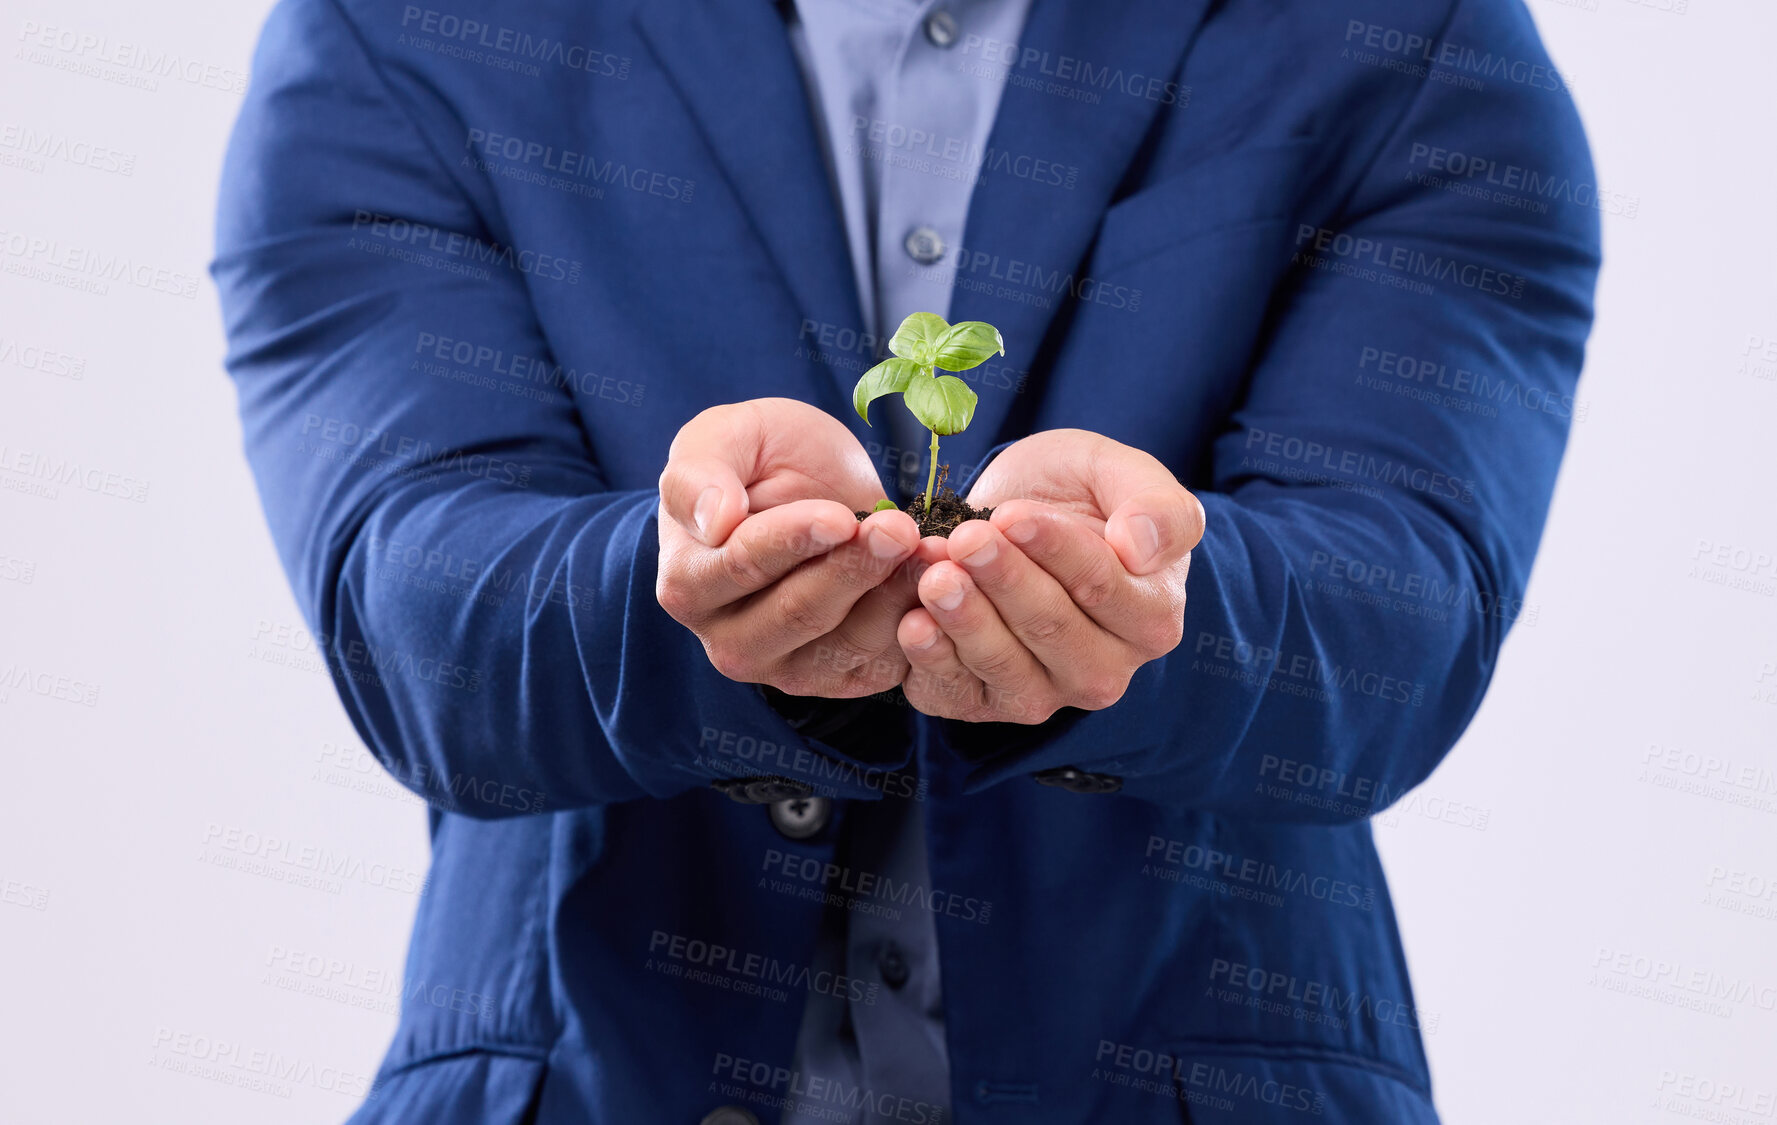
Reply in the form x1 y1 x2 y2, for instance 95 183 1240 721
212 0 900 816
939 0 1601 821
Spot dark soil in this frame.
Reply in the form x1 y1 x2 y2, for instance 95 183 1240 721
854 463 993 538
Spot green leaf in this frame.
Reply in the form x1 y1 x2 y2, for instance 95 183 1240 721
931 321 1005 372
853 357 922 425
904 374 978 436
872 498 899 512
888 312 949 366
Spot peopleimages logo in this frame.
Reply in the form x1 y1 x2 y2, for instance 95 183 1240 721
464 128 694 203
1342 20 1576 94
398 7 631 79
0 662 100 707
1590 947 1777 1015
0 228 200 298
1144 835 1377 911
249 619 485 695
1208 959 1440 1034
762 849 993 924
297 413 534 489
0 443 150 503
1093 1041 1326 1115
846 115 1079 191
1406 143 1639 219
0 123 137 175
349 211 582 284
0 335 85 380
15 21 248 94
699 726 928 802
648 931 879 1004
710 1053 946 1124
200 823 425 896
1243 427 1476 505
1294 225 1527 300
412 332 644 405
956 36 1191 109
1192 630 1428 708
1357 345 1584 422
150 1028 370 1099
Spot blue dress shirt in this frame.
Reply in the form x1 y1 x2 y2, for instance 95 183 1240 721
783 0 1031 1120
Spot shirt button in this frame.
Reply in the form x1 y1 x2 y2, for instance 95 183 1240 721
904 226 946 265
768 795 832 840
923 9 960 48
878 942 911 989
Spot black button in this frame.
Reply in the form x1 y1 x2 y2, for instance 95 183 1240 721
711 775 815 805
1032 766 1123 795
769 795 832 840
700 1107 760 1125
878 942 910 990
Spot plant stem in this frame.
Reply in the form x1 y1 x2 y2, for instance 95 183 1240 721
924 431 940 516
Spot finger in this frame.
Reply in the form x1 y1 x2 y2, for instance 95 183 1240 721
781 583 915 697
660 499 861 625
943 518 1129 689
898 608 987 720
915 560 1051 716
659 398 887 545
1105 485 1206 576
965 429 1201 575
794 522 933 691
659 402 766 546
987 500 1184 657
720 509 922 677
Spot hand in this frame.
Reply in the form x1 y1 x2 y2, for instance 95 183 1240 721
896 429 1204 723
656 398 943 697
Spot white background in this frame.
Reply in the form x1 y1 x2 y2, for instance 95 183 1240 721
2 1 1773 1122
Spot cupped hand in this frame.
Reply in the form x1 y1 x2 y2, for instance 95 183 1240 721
656 397 944 697
896 429 1205 723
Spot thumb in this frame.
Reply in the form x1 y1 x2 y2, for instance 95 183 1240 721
660 403 764 546
1105 485 1205 576
659 457 748 547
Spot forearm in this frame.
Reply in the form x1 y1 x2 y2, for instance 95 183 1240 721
930 0 1597 818
215 0 902 814
938 485 1498 819
321 477 825 812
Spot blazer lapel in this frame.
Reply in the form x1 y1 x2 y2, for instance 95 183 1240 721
634 0 866 418
945 0 1212 477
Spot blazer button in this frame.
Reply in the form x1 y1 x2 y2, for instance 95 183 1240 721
710 775 815 805
700 1107 760 1125
769 795 832 840
1032 766 1123 795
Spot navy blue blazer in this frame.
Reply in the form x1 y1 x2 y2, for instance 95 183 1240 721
213 0 1598 1121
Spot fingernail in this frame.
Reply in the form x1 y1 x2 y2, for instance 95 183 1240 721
932 575 966 612
867 526 907 561
1129 514 1161 568
1130 511 1158 565
693 486 721 540
1004 519 1037 545
906 624 939 652
810 520 848 550
958 537 998 569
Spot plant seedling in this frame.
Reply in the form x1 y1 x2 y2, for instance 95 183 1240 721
853 312 1004 531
